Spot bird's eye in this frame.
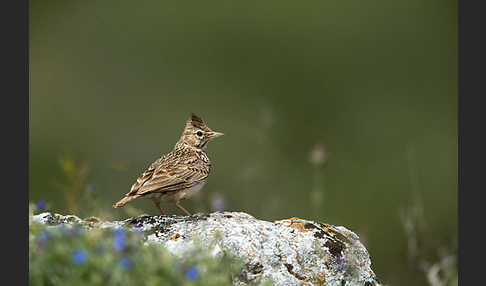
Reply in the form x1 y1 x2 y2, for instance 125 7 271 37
196 131 203 137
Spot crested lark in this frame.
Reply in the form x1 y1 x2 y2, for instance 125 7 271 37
113 113 223 216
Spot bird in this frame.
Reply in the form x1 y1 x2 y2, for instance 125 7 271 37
113 113 224 216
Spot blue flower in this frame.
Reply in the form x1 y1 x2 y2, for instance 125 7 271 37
72 249 88 265
113 228 127 252
36 231 49 247
36 200 46 211
120 257 134 269
185 266 199 281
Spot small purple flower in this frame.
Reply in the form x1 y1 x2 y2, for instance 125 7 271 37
331 253 347 272
210 194 227 212
36 231 49 247
113 228 127 252
185 266 199 281
36 200 46 211
72 249 88 265
86 184 95 193
120 257 134 269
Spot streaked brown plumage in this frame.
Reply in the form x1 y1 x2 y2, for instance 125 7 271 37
113 113 223 216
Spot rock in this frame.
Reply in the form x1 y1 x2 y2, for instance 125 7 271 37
32 211 381 286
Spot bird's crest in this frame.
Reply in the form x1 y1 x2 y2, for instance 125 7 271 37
186 112 209 131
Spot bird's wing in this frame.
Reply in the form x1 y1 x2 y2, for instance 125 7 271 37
126 163 157 196
127 154 209 196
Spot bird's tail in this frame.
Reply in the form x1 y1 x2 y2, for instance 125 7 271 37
113 194 141 208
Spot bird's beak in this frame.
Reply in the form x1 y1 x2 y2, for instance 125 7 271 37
209 131 224 139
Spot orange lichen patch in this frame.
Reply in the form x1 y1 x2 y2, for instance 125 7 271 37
316 272 326 286
290 220 320 233
289 221 312 232
284 217 311 232
170 233 181 241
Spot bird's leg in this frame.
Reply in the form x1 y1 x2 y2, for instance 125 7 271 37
175 201 192 216
152 199 165 215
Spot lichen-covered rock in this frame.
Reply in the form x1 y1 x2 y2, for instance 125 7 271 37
33 212 381 286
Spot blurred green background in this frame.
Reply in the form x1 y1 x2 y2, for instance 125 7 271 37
29 0 457 285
